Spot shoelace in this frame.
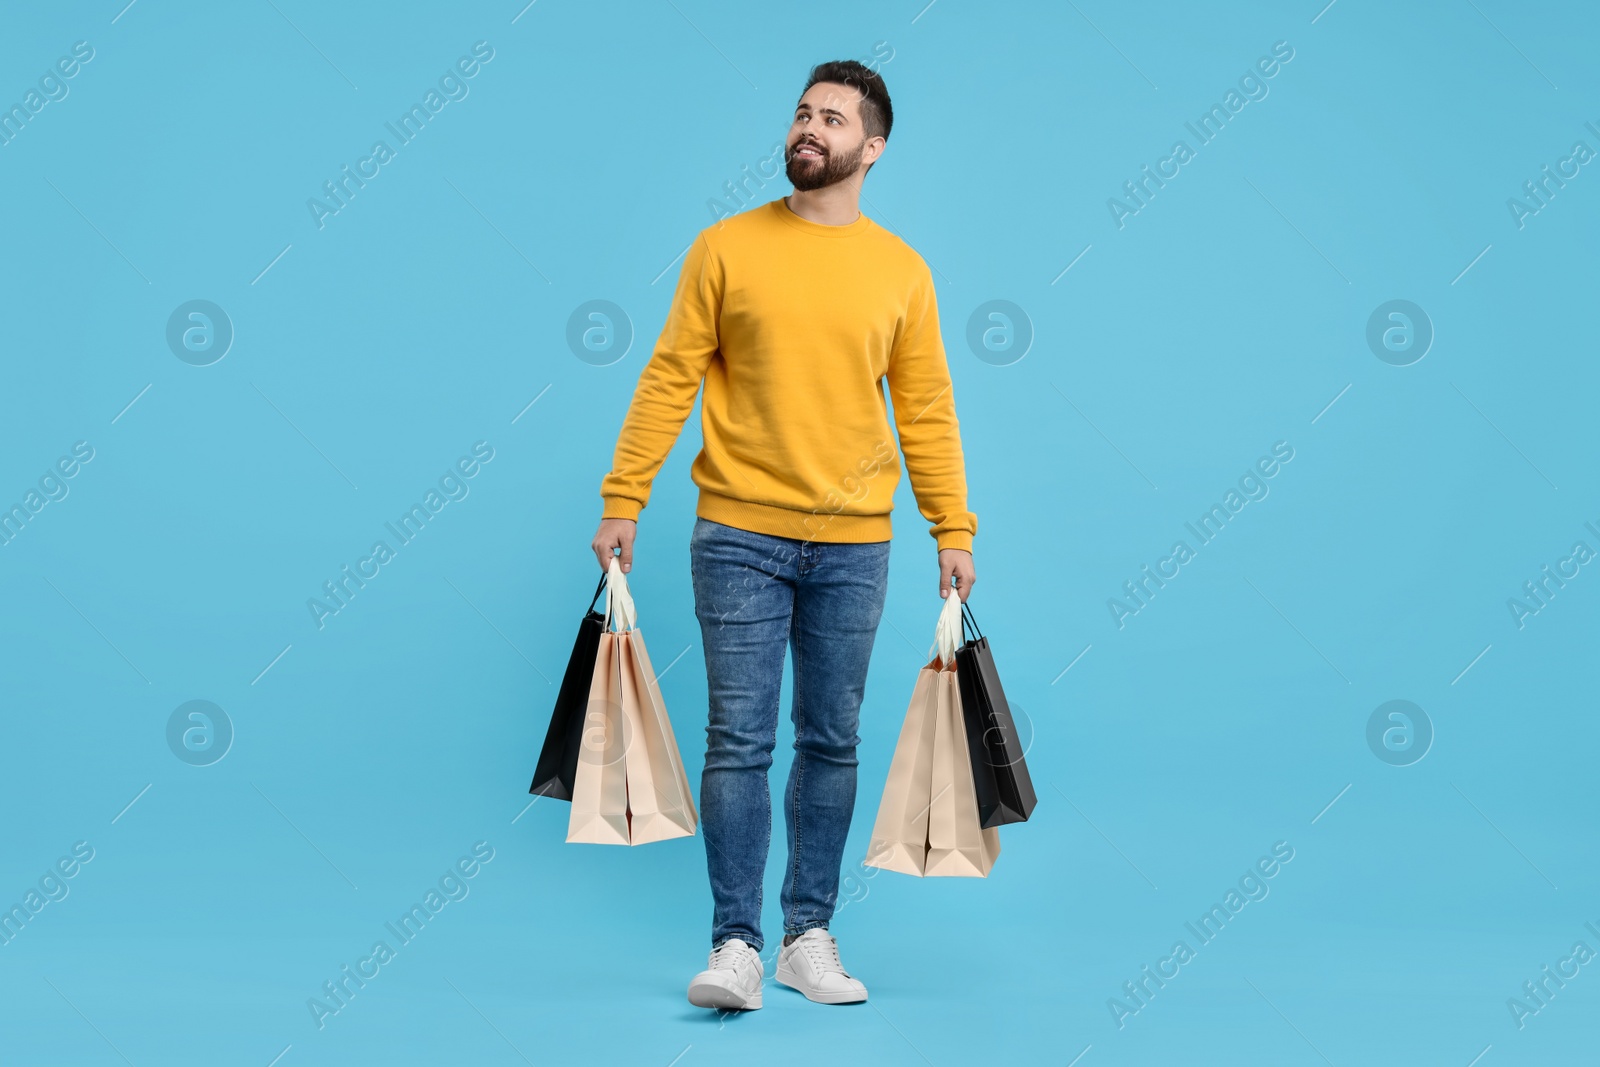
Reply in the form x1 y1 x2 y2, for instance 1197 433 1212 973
710 940 757 972
798 933 850 976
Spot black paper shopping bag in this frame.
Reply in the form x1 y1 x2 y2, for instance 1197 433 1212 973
529 572 608 800
954 599 1038 828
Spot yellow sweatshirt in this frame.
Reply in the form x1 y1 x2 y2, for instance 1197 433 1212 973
599 197 977 553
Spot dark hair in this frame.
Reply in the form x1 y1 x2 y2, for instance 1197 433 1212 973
799 60 893 172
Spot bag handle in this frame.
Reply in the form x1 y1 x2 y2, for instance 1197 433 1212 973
587 571 608 613
603 556 638 633
930 589 964 668
960 596 983 642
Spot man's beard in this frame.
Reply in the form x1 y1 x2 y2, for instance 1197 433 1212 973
785 136 865 191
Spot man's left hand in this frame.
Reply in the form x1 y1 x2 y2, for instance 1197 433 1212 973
939 548 975 602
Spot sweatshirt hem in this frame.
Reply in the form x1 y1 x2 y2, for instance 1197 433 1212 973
696 489 891 544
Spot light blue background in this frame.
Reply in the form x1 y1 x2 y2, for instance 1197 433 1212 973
1 1 1595 1064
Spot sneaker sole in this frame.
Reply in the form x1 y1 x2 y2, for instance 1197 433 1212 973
774 960 868 1004
687 974 763 1011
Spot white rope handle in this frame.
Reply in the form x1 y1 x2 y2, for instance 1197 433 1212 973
930 589 964 667
604 556 638 632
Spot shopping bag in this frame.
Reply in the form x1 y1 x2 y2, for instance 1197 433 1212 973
862 664 941 876
635 632 696 824
954 598 1038 828
568 558 698 846
529 572 608 799
566 627 633 844
616 630 697 843
925 597 1000 876
865 591 999 878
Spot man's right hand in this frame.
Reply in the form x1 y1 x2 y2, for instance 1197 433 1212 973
592 518 637 573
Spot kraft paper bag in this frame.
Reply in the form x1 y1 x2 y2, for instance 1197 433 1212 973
616 630 696 844
924 664 1000 878
626 629 697 826
864 661 942 876
566 634 633 845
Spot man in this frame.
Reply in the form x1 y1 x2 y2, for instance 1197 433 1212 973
590 59 977 1010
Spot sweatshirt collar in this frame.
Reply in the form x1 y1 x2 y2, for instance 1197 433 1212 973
771 196 872 238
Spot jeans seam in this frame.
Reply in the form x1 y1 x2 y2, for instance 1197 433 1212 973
789 597 805 931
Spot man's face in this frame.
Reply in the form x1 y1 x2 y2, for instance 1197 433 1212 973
786 82 881 192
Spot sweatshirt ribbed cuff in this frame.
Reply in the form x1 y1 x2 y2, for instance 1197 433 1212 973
935 531 974 554
601 496 642 521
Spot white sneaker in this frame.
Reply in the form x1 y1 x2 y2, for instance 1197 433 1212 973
687 937 764 1011
775 928 868 1004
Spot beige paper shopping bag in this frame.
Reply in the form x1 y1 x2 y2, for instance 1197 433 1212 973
864 661 943 876
566 633 633 845
627 630 697 825
924 662 1001 877
616 631 697 844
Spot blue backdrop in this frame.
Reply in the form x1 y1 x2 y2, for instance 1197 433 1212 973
1 1 1595 1064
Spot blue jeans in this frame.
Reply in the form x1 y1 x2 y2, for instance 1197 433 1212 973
689 517 891 953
